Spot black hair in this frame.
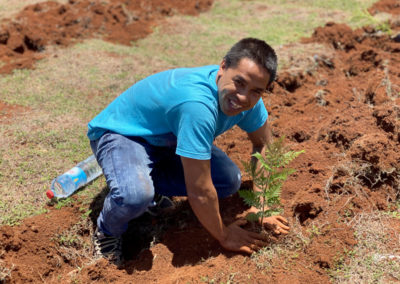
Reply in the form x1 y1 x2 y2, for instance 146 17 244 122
223 38 277 86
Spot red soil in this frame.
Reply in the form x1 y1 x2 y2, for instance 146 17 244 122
368 0 400 15
1 0 400 283
0 101 29 123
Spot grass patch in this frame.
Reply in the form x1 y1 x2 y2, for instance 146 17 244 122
53 216 95 271
131 0 378 70
0 261 13 283
329 212 400 283
0 202 48 226
0 121 97 225
250 217 311 271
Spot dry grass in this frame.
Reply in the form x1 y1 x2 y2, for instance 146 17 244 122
0 259 13 283
323 160 399 206
54 215 95 267
250 207 400 283
250 216 312 270
275 42 336 72
381 59 400 102
330 212 400 283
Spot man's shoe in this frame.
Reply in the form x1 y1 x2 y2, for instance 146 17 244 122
146 194 175 216
93 228 123 266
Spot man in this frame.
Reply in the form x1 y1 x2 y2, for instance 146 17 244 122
88 37 290 264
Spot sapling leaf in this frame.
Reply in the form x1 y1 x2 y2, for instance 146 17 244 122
252 152 263 160
253 155 271 171
269 171 289 182
246 212 259 222
239 190 258 208
239 136 304 231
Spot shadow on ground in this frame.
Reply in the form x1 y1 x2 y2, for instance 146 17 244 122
88 181 251 273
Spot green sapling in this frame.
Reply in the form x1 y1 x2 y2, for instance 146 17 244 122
239 136 304 231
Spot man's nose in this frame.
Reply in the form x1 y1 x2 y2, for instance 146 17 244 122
236 89 250 103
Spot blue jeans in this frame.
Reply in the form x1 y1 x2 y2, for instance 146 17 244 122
90 132 241 237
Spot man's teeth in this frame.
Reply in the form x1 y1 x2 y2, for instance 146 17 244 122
230 100 240 109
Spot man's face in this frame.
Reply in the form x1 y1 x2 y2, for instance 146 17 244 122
216 58 270 116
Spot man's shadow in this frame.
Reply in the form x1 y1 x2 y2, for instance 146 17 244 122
88 180 253 274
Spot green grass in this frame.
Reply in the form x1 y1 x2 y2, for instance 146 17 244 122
128 0 378 69
0 202 48 226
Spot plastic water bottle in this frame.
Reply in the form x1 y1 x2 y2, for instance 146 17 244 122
46 155 102 199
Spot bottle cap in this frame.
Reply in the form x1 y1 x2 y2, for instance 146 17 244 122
46 190 54 199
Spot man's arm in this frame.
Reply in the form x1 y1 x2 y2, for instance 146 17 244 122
181 156 270 254
247 120 290 235
247 119 273 169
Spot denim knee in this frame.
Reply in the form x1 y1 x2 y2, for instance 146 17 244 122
116 185 154 213
218 163 242 198
98 179 155 236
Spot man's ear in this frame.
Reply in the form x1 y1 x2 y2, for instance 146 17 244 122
216 59 227 83
220 59 227 70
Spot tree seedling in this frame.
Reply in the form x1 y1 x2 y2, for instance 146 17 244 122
239 136 304 231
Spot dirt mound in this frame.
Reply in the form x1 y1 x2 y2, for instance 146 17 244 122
1 0 400 283
0 202 82 283
0 0 212 74
368 0 400 15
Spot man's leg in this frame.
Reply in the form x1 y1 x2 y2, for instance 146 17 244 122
92 134 241 236
152 145 241 198
91 133 156 237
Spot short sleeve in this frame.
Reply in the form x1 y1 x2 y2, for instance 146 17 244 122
166 101 216 160
237 99 268 133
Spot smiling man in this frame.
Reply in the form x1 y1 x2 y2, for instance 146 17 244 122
87 38 290 265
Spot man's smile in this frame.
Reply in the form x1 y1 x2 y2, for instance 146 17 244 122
229 99 241 110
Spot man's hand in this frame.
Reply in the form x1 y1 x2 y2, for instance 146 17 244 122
247 206 290 235
219 219 270 254
261 215 290 235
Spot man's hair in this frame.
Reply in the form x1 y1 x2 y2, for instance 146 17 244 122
223 38 277 86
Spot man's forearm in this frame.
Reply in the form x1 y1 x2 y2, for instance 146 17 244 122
250 144 265 194
250 122 272 193
187 186 227 243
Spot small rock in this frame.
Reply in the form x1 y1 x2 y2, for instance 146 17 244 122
316 79 328 86
315 89 329 106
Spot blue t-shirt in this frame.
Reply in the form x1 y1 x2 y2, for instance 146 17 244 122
87 65 268 160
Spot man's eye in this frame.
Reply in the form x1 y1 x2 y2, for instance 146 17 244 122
234 79 244 86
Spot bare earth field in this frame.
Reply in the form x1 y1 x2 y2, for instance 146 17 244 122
1 0 400 283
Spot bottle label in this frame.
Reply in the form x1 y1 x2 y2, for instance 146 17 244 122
65 166 87 188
